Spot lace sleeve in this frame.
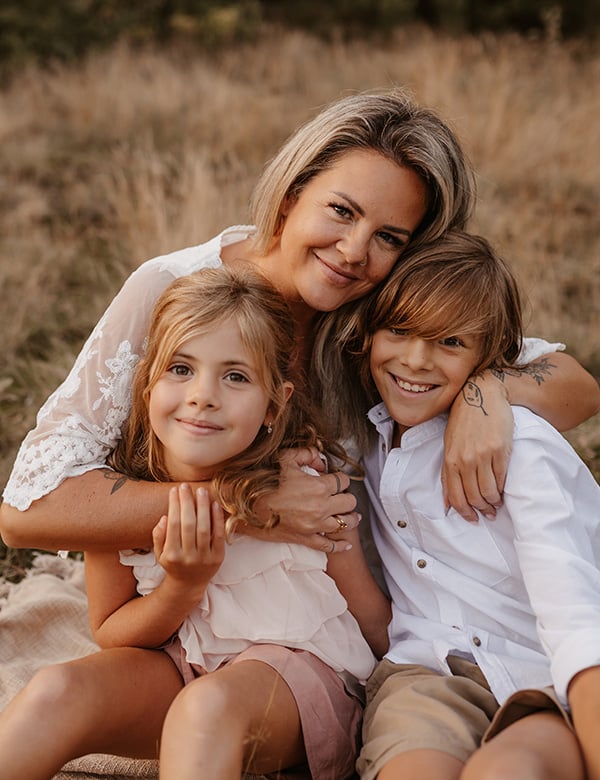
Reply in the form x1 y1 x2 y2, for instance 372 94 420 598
4 258 194 510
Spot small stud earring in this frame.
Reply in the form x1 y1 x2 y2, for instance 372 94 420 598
267 422 273 434
359 257 367 267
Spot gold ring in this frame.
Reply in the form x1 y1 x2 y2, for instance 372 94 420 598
333 514 348 532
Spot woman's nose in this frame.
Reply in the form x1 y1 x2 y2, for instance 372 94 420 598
338 226 369 266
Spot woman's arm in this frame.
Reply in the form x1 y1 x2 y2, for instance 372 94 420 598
326 527 391 658
87 485 224 649
443 351 600 520
0 452 358 554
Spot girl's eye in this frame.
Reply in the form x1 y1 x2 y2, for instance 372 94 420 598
225 371 249 383
168 363 191 376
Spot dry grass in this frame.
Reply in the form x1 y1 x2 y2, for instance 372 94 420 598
1 26 599 545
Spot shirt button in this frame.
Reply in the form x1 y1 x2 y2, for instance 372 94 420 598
472 636 482 647
397 519 407 528
416 559 427 569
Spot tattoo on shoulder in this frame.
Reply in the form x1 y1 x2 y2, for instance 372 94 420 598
100 468 139 494
491 357 556 387
462 380 488 416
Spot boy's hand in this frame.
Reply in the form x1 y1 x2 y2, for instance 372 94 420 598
153 483 225 596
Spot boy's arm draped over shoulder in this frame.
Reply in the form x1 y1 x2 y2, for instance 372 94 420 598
443 344 600 521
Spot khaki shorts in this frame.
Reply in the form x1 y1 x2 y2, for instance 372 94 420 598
357 656 572 780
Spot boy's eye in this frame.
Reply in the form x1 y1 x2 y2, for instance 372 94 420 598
440 336 464 348
388 327 410 337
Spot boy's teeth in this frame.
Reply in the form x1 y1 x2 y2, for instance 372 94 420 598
397 379 432 393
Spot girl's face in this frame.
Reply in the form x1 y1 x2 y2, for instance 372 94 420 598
267 149 428 313
148 320 272 481
369 328 482 444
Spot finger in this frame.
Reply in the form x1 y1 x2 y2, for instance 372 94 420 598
325 511 361 535
443 467 478 522
328 471 350 496
321 535 352 554
164 485 182 551
193 487 213 550
152 515 167 559
178 483 200 550
210 501 226 558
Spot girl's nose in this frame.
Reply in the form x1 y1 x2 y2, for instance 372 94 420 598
186 375 219 408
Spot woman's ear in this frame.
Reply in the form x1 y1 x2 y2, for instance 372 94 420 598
282 381 294 404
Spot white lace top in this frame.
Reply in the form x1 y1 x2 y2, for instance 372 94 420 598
4 226 253 510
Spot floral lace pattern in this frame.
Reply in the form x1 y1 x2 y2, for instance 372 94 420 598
4 226 253 510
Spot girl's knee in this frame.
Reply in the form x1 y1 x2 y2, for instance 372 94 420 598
19 663 81 712
168 674 242 728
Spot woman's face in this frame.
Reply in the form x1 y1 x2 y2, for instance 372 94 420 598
269 149 428 313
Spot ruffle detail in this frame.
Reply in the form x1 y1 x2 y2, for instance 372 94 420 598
120 537 376 684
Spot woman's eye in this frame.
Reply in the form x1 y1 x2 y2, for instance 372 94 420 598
330 202 352 218
377 231 406 249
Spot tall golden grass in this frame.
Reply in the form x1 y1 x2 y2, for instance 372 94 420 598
1 25 599 519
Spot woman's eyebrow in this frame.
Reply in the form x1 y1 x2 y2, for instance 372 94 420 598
332 191 413 237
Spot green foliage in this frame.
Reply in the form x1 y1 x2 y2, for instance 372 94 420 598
0 0 598 77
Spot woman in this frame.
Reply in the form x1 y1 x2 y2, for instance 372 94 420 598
1 89 598 554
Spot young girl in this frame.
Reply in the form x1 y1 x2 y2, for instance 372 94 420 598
320 232 600 780
0 266 379 780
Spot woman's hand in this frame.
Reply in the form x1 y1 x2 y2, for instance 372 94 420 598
248 447 360 553
153 483 225 599
443 371 513 521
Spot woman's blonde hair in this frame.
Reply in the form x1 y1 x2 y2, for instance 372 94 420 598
109 265 343 535
314 231 524 448
250 88 476 254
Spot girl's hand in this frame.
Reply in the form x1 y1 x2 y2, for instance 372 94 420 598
443 371 513 521
249 447 360 554
153 484 225 596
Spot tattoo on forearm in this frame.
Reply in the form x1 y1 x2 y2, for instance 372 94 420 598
462 380 488 416
101 468 138 494
492 357 556 387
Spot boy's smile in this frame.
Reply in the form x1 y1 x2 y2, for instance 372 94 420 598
369 329 482 443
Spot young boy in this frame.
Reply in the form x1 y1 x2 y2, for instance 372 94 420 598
324 231 600 780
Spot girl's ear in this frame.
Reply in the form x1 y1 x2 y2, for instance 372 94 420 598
263 382 294 428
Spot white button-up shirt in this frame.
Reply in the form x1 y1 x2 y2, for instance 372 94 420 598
363 404 600 707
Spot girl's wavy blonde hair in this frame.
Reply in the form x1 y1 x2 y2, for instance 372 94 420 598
314 231 524 449
109 265 346 536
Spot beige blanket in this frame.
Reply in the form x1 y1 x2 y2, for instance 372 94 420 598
0 554 287 779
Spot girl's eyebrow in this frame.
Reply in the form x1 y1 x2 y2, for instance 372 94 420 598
172 351 253 368
332 191 413 238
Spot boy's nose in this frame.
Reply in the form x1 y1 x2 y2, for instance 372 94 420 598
403 337 433 370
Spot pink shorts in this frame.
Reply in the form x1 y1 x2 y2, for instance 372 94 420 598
164 640 362 780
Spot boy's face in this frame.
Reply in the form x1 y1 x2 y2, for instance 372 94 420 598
369 328 482 442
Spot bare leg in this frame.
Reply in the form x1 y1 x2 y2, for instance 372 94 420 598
159 659 306 780
377 749 464 780
0 647 183 780
461 711 585 780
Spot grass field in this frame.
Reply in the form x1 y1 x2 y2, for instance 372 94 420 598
1 25 598 573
